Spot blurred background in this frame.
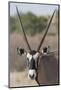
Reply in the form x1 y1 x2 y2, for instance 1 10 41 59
9 2 59 87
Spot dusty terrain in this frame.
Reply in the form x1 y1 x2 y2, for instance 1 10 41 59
10 70 38 87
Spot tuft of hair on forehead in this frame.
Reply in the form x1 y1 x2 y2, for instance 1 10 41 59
29 50 36 55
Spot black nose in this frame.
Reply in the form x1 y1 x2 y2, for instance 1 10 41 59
29 74 34 79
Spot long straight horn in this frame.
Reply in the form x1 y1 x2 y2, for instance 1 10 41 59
16 6 31 51
37 9 56 52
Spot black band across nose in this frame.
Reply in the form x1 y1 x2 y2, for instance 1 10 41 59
29 58 36 69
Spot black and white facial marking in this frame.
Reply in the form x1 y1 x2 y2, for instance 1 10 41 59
27 50 39 79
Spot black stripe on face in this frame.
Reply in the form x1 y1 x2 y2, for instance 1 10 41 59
29 58 36 69
27 50 39 70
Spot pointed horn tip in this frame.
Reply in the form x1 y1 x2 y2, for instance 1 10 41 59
16 6 17 8
16 6 31 51
16 6 18 11
54 9 57 13
37 9 56 52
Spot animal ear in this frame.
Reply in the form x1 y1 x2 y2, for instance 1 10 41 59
17 47 26 56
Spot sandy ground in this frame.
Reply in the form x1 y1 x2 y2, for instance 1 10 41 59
10 70 38 87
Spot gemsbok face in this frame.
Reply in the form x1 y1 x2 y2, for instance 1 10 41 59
17 48 40 79
17 46 50 79
16 6 56 83
27 51 39 79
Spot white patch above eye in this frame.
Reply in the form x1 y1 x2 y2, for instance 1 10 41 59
33 52 39 59
27 53 32 61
